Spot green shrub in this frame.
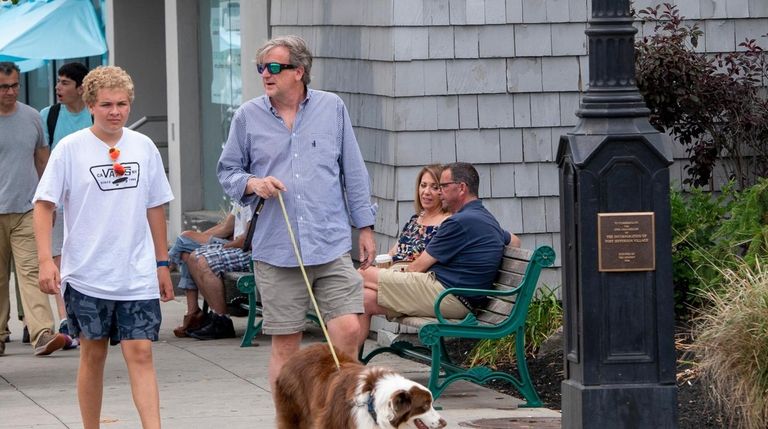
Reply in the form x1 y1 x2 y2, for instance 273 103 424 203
467 284 562 367
693 261 768 429
671 179 768 316
711 179 768 268
670 186 731 314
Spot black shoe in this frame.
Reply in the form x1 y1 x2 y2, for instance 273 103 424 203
22 326 30 344
187 314 236 340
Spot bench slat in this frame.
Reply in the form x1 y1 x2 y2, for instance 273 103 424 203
495 270 524 287
503 246 533 260
500 258 529 275
492 283 520 293
475 310 509 325
484 298 513 316
397 315 500 329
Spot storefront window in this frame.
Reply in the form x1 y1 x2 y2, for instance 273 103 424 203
199 0 241 210
20 62 54 109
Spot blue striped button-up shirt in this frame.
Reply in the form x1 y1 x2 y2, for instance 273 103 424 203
217 89 376 267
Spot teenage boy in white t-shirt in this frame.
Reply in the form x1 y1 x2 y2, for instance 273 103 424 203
32 66 174 429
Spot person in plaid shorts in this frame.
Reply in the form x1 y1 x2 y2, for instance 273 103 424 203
184 221 251 340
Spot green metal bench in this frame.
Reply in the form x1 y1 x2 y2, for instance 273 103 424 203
359 245 556 407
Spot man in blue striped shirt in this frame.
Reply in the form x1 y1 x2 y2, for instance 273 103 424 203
217 35 376 395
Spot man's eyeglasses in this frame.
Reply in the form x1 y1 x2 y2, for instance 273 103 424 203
438 181 461 190
257 63 297 75
0 83 20 93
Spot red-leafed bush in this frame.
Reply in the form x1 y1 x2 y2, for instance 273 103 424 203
635 4 768 190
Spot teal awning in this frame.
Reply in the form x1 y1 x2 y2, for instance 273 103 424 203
0 0 106 72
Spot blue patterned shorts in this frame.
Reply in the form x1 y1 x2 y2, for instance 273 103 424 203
64 284 162 345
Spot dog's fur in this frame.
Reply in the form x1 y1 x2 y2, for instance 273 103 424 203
275 343 447 429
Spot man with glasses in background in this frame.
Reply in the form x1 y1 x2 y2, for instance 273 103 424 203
357 162 521 347
0 62 66 356
40 62 92 350
217 35 376 399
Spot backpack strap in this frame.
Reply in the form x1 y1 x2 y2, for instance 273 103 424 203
46 103 62 147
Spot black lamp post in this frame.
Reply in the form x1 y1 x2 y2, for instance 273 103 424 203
556 0 678 427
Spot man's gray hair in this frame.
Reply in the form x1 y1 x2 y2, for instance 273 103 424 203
256 35 312 86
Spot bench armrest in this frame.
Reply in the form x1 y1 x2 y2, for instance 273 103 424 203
433 286 523 325
431 245 556 325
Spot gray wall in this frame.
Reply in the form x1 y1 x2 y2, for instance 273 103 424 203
266 0 768 289
165 0 204 238
110 0 167 147
106 0 765 279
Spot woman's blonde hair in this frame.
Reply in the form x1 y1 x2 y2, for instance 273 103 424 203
81 66 134 106
413 164 449 214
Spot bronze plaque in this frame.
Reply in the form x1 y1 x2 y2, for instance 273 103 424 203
598 212 655 272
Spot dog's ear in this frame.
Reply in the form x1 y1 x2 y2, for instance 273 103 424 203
389 390 413 427
408 386 433 410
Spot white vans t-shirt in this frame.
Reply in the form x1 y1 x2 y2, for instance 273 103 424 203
34 128 174 300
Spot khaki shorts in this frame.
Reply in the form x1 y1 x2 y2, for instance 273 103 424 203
377 270 469 320
254 254 363 335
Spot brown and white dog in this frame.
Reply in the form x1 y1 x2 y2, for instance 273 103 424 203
275 343 447 429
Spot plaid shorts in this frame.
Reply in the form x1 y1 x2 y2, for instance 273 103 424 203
194 243 251 276
64 284 161 345
169 235 228 290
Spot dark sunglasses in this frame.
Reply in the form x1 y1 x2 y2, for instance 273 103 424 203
257 62 297 75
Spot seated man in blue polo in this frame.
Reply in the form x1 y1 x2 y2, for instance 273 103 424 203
357 162 520 345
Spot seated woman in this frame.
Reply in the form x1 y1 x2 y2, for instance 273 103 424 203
387 164 451 266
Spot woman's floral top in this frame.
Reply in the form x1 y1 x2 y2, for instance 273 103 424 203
392 213 442 262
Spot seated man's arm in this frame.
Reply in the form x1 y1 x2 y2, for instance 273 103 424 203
180 214 235 245
205 213 236 239
507 231 521 248
406 250 438 273
223 221 250 249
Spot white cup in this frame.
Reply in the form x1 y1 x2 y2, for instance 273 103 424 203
375 254 393 269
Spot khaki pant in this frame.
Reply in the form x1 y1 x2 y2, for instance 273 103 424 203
0 211 55 344
377 270 469 320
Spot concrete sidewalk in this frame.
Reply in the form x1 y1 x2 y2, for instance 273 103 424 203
0 282 560 428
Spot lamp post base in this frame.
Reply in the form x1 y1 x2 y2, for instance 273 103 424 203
562 379 678 429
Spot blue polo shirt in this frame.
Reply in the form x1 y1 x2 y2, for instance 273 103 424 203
426 199 511 308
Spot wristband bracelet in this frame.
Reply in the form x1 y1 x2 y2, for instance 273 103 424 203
156 260 170 268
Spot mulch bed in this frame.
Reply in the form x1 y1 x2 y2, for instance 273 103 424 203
444 325 728 428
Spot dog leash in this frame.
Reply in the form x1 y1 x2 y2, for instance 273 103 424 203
277 191 341 370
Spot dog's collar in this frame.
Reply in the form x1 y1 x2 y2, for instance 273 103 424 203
367 392 378 423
